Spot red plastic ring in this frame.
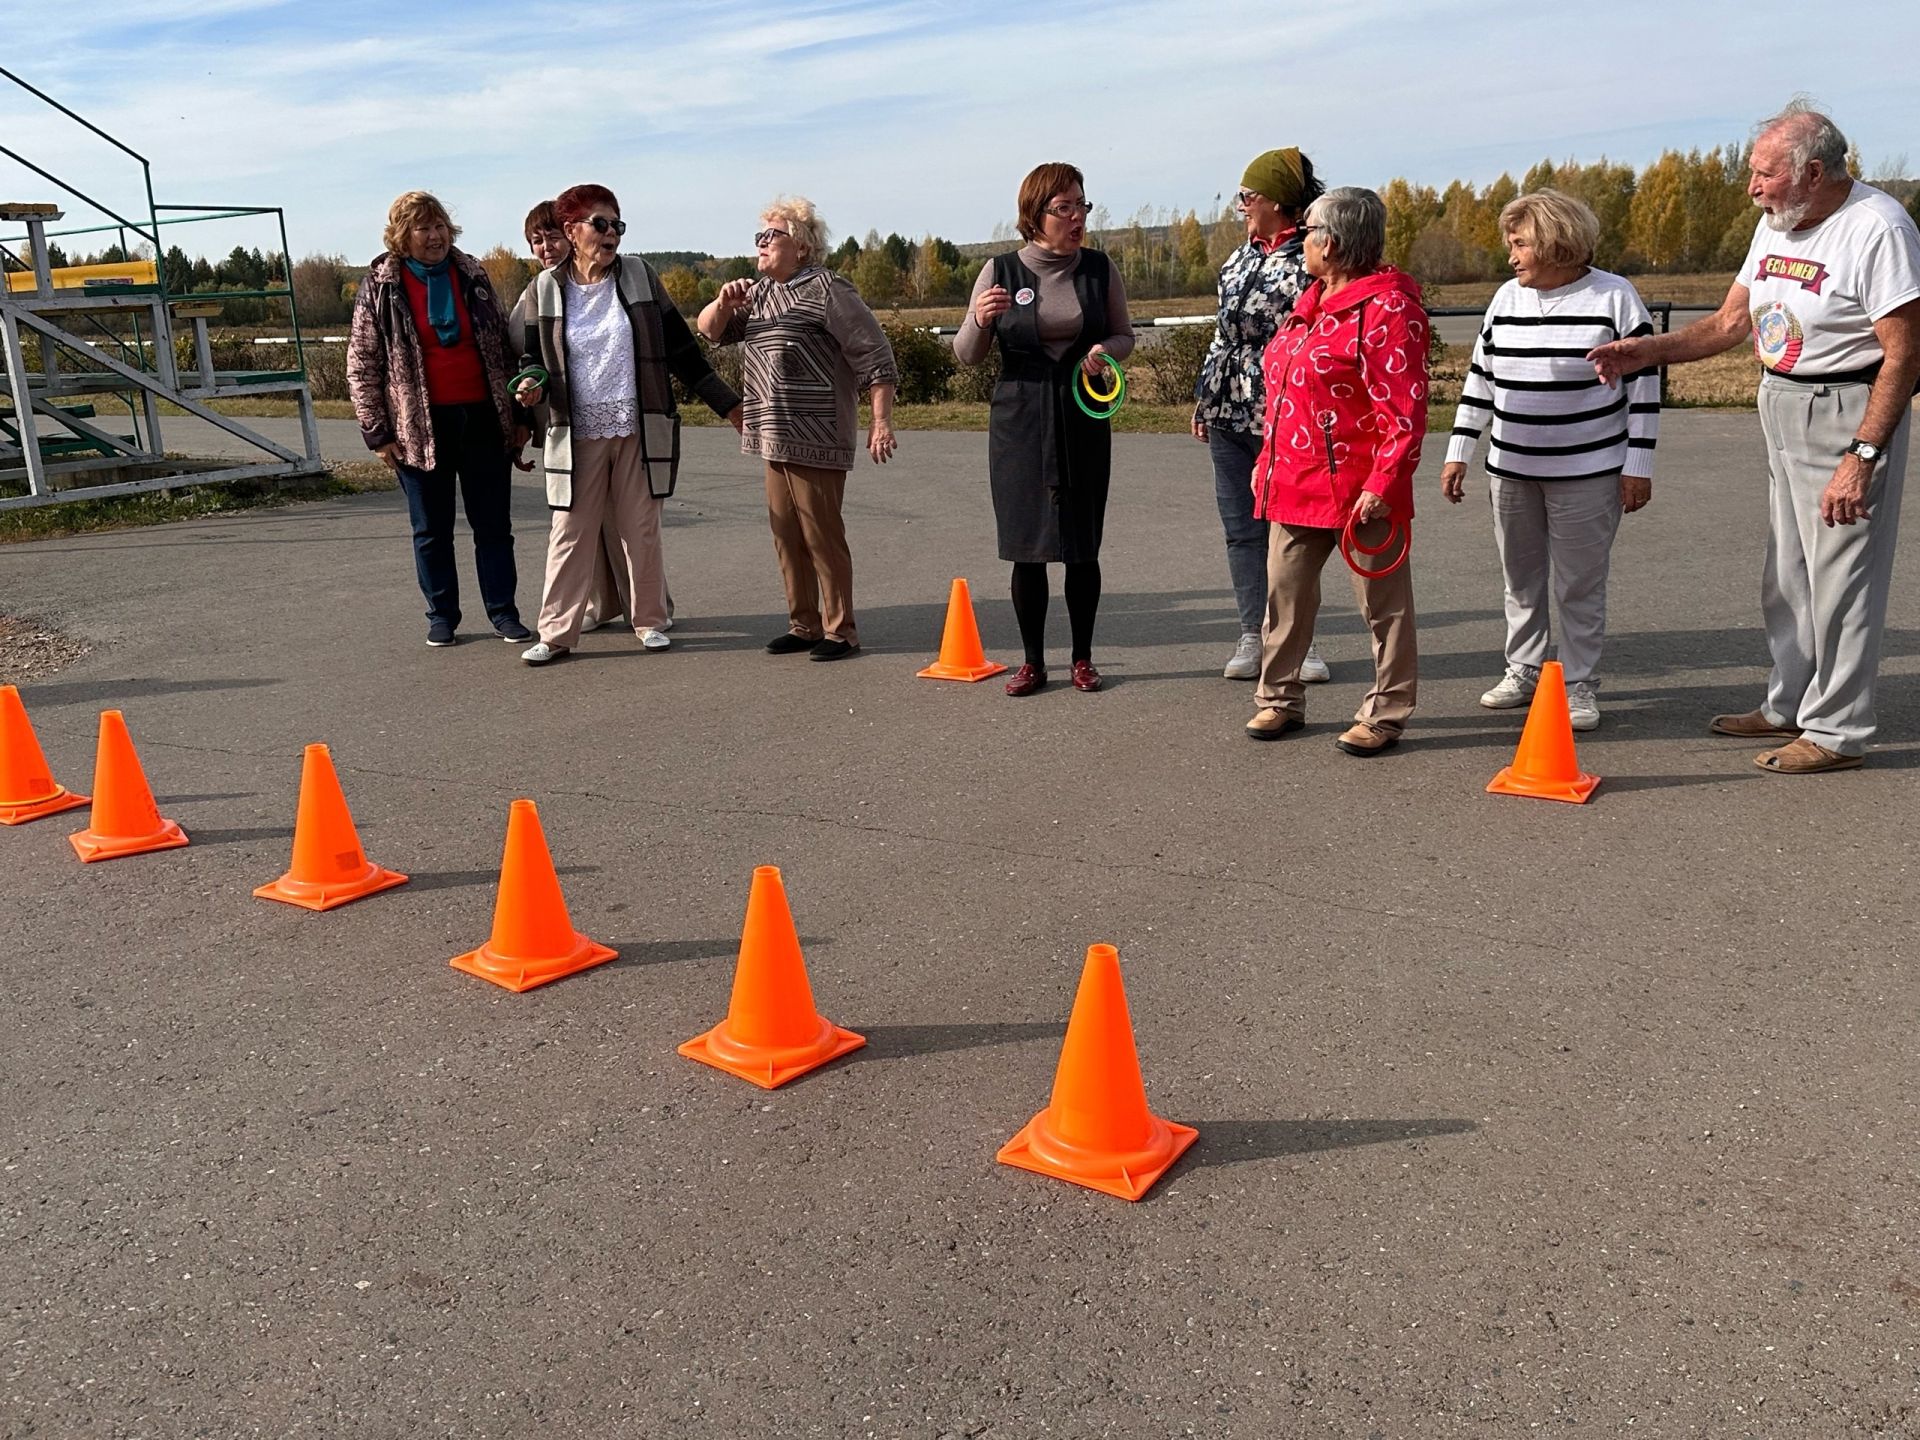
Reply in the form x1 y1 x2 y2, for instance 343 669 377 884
1341 513 1410 579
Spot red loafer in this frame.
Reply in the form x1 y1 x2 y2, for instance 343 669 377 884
1070 660 1102 692
1004 664 1048 697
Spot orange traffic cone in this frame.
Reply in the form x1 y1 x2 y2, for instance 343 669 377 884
450 799 616 991
997 943 1197 1201
68 710 189 861
0 684 89 825
679 865 865 1088
917 578 1007 682
254 744 408 911
1486 660 1600 804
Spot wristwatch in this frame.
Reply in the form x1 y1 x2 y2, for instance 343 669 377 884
1845 438 1883 462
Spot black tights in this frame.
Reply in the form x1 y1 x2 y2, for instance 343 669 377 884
1010 560 1101 666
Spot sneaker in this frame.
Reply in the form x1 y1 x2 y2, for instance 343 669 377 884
1479 666 1538 709
520 641 567 666
1222 631 1260 680
1567 681 1600 732
1245 707 1304 741
427 621 458 647
1300 643 1331 684
579 612 605 634
638 628 671 651
495 619 534 644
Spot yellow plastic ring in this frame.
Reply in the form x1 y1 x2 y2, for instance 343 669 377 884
1080 358 1122 403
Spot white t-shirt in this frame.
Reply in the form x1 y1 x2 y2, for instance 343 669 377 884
1738 180 1920 378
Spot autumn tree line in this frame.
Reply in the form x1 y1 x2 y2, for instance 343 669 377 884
30 144 1920 326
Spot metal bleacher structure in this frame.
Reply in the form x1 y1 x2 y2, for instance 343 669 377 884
0 65 322 511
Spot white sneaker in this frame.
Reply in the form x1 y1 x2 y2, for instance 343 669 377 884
638 628 671 651
1567 681 1600 731
1222 631 1260 680
1300 643 1331 684
1480 666 1538 709
521 641 567 666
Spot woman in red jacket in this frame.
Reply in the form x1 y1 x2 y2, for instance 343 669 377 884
1245 186 1429 755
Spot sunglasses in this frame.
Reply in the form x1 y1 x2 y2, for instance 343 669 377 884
1235 189 1263 207
579 215 627 236
754 228 791 246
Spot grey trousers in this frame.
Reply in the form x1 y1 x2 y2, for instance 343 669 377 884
1255 520 1416 736
1489 473 1624 687
1756 375 1910 755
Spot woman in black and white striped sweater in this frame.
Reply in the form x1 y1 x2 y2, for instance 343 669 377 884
1441 189 1661 731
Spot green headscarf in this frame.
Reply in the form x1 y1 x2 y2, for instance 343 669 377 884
1241 148 1306 209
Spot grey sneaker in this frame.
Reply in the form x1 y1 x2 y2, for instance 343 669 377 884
1222 631 1261 680
1300 643 1331 684
1567 681 1600 732
1480 666 1538 709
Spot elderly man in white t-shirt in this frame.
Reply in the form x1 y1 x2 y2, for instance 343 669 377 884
1591 101 1920 774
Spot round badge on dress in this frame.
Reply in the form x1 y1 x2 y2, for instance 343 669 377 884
1014 287 1036 306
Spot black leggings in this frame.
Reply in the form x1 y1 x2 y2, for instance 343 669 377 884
1010 560 1101 666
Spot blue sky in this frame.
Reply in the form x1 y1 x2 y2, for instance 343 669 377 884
6 0 1920 266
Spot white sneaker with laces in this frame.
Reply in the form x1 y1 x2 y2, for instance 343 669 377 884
1222 631 1261 680
638 628 671 651
1300 643 1331 684
1480 666 1538 709
1567 681 1600 731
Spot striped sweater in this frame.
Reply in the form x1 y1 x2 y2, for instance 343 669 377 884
1446 269 1660 481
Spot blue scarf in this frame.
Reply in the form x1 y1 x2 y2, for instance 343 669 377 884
402 256 461 347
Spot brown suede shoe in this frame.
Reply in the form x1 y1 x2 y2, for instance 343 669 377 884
1709 709 1801 739
1245 707 1304 741
1754 737 1863 774
1335 722 1399 757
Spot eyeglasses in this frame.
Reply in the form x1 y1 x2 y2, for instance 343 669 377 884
1044 200 1093 218
1235 189 1264 208
1299 225 1325 236
581 215 627 236
754 228 791 246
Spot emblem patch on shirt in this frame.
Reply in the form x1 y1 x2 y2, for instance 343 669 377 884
1014 287 1036 306
1753 254 1831 294
1751 300 1804 373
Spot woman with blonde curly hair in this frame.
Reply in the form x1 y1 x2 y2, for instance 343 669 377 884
348 190 532 647
698 195 898 660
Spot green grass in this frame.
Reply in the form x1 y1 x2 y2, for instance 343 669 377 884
0 462 395 544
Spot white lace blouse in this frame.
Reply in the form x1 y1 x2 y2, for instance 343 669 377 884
564 276 638 440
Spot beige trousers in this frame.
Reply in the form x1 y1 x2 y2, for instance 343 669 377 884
537 433 669 647
765 460 857 645
582 541 630 628
1255 519 1417 736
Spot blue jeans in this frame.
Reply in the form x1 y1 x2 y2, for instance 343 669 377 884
1208 426 1268 633
393 403 521 631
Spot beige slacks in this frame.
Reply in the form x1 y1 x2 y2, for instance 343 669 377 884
1255 519 1417 736
765 460 857 645
537 433 670 648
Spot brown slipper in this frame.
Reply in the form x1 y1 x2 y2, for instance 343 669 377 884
1710 709 1801 739
1754 737 1863 774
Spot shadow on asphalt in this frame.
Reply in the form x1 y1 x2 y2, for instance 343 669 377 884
406 864 597 892
1168 1116 1478 1181
155 791 261 804
850 1020 1066 1062
21 676 281 706
598 937 744 968
189 824 295 846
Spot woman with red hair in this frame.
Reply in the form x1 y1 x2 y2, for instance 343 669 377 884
514 183 741 664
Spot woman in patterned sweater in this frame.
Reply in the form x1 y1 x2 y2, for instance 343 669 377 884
1193 148 1329 684
698 196 898 661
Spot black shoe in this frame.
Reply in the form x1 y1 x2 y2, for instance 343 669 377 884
766 632 816 655
494 619 534 643
427 621 458 647
809 639 857 662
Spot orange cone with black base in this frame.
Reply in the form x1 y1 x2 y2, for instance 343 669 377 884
0 684 88 825
68 710 188 861
1486 660 1600 804
917 578 1007 682
254 744 408 910
451 799 615 991
679 865 865 1088
997 943 1197 1201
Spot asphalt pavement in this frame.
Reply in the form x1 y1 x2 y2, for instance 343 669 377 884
3 415 1918 1437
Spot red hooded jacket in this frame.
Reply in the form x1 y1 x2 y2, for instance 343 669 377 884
1251 266 1429 528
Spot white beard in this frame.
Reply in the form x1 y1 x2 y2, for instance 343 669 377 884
1757 191 1814 233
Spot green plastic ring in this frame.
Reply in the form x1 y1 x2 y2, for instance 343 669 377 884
510 365 549 392
1073 355 1126 420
